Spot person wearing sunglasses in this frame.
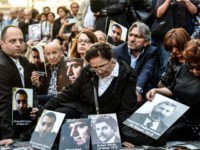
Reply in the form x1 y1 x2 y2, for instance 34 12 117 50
146 39 200 143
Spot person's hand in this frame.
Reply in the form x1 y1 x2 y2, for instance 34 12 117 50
122 141 134 148
26 39 34 47
136 91 143 103
31 71 40 87
146 88 157 101
0 139 15 146
93 11 100 16
30 107 39 119
24 19 29 24
63 19 71 26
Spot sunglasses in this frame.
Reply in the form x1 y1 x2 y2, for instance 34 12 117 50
185 63 200 71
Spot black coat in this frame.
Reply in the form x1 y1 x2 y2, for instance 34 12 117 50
90 0 129 33
44 60 138 124
0 51 35 139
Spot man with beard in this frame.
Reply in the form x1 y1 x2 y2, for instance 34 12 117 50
30 112 56 148
131 101 176 133
107 24 124 46
13 89 32 124
113 21 159 102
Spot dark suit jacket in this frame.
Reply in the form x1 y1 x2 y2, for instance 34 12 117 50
132 113 168 133
0 50 35 139
113 42 159 95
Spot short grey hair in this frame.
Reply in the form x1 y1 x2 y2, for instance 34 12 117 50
129 21 151 42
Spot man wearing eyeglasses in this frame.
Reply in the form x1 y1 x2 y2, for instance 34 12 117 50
30 112 56 147
113 21 159 102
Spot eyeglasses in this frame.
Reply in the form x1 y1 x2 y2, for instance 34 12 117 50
77 39 91 44
129 33 144 39
90 61 108 71
33 56 40 59
41 122 53 127
185 63 200 71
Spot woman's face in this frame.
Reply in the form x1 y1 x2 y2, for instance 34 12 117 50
171 40 183 59
58 8 66 18
77 33 92 58
48 13 55 22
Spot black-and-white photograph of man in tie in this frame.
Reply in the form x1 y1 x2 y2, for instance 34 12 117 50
133 101 176 133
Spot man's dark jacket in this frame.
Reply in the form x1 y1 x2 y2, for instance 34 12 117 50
0 50 36 139
44 60 138 125
113 42 159 96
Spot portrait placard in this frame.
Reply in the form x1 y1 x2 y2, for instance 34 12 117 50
30 45 47 76
65 57 84 84
12 87 33 126
123 94 189 140
106 20 127 47
30 110 65 150
59 118 91 150
89 113 122 150
28 23 41 41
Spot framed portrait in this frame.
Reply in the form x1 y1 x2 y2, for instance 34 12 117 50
28 23 42 41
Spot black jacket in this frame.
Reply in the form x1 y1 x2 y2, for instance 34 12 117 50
0 50 36 139
44 60 138 124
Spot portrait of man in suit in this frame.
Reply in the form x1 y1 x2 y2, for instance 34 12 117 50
93 115 120 144
133 101 176 133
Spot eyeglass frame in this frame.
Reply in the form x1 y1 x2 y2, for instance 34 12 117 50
185 63 200 71
90 61 109 72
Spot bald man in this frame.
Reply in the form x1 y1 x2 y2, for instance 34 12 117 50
31 42 70 105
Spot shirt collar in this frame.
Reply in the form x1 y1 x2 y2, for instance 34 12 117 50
128 48 145 58
108 61 119 78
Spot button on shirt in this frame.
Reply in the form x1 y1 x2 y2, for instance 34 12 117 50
11 57 25 87
128 49 144 69
98 62 119 97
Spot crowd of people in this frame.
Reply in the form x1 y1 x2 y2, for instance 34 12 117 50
0 0 200 148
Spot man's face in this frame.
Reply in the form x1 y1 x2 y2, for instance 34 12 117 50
39 116 55 137
71 4 79 16
95 122 115 143
16 93 28 115
23 10 32 21
44 45 62 66
128 27 147 51
151 103 175 120
111 26 122 43
32 50 41 66
66 61 82 83
1 27 23 59
69 122 89 146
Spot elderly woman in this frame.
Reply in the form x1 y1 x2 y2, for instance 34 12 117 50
158 28 191 87
147 39 200 142
68 30 98 59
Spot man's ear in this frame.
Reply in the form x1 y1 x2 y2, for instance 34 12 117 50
144 40 150 47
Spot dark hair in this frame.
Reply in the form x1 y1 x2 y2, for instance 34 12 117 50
94 115 118 132
15 89 28 100
39 12 47 21
112 23 122 32
43 6 50 12
154 101 176 111
164 28 190 55
57 6 70 15
1 25 22 41
85 42 112 62
48 12 55 18
183 39 200 64
32 47 39 52
31 8 39 19
42 112 56 123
